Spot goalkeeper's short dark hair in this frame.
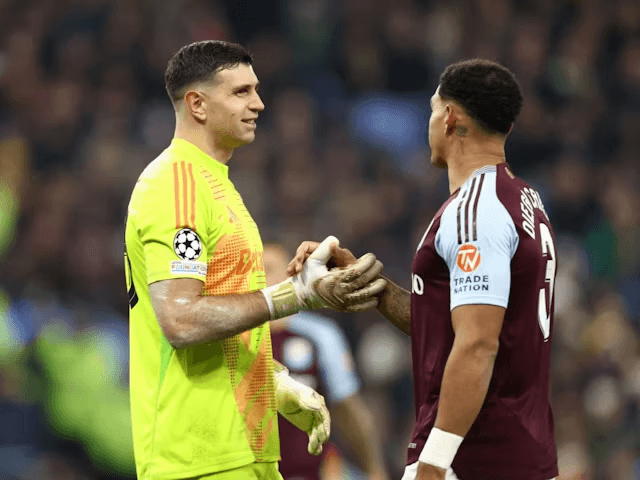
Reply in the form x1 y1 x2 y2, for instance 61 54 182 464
439 59 523 135
164 40 253 104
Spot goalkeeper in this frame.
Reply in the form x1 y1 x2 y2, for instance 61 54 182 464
124 40 385 480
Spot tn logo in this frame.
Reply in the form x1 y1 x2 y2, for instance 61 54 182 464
412 274 424 295
457 244 481 273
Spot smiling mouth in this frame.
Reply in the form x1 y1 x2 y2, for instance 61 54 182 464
242 119 257 125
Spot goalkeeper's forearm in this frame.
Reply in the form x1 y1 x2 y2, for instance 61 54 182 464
149 278 311 349
149 236 348 349
376 276 411 336
150 281 273 349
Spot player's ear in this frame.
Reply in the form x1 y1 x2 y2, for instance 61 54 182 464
185 90 207 122
444 104 457 136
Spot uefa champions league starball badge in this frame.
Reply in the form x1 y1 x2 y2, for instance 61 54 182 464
173 228 202 261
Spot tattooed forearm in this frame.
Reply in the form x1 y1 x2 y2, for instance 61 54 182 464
377 276 411 336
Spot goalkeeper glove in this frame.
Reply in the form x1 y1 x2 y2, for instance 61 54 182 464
261 236 386 319
274 362 330 455
315 252 386 312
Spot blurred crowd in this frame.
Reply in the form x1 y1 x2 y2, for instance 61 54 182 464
0 0 639 478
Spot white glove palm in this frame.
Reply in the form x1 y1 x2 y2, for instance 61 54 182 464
274 367 330 455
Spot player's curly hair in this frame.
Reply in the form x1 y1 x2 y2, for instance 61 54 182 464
164 40 253 104
439 59 523 135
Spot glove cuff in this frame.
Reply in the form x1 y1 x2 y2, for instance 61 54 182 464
260 280 300 320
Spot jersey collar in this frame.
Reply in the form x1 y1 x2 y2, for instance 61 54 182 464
170 138 229 178
470 164 497 178
452 164 498 197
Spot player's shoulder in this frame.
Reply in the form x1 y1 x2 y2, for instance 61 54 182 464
495 163 550 221
128 147 190 221
440 165 504 225
132 147 174 188
438 165 519 248
132 142 211 200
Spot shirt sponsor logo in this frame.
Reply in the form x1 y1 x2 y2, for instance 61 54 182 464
170 260 207 277
235 248 264 275
456 244 481 272
453 275 490 294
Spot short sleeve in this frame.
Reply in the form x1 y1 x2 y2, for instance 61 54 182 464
129 160 220 284
436 173 519 310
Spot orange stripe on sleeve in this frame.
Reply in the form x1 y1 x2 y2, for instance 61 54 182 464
173 162 180 229
181 161 188 228
188 162 196 230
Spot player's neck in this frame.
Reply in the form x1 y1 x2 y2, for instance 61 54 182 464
446 141 506 193
174 123 233 165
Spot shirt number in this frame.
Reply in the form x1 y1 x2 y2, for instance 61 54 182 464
537 223 555 341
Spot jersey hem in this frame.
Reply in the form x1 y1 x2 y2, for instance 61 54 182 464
450 296 508 311
147 272 207 284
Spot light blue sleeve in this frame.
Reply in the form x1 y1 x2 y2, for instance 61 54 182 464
435 172 519 310
289 313 361 404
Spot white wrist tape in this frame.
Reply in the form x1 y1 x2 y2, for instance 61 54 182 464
418 427 464 470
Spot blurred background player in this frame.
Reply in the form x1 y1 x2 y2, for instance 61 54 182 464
263 243 389 480
124 40 382 480
289 60 559 480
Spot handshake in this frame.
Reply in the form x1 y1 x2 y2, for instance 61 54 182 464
261 236 385 457
260 236 386 320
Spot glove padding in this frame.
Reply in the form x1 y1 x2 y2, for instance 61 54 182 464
261 236 386 318
274 370 330 455
314 253 387 312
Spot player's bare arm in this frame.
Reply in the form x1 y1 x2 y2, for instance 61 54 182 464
151 236 384 349
376 279 411 336
150 278 271 348
416 304 504 479
434 304 504 436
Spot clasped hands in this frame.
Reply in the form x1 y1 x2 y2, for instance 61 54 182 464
287 235 387 313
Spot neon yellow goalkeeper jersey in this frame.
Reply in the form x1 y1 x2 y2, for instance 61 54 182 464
125 138 279 480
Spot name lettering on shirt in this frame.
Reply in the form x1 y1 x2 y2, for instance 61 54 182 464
521 187 549 239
